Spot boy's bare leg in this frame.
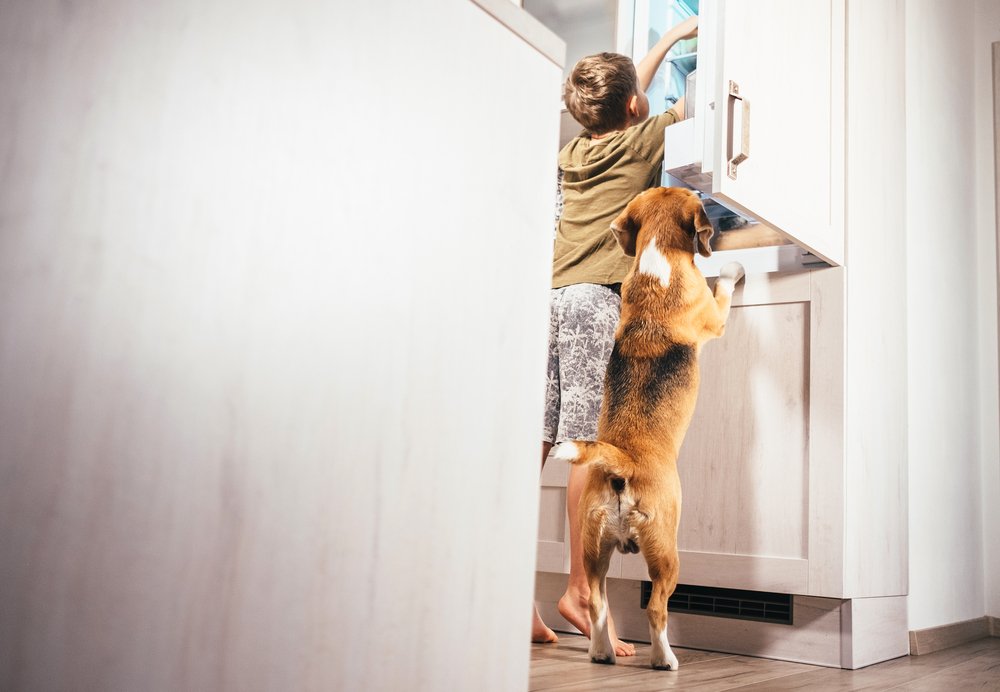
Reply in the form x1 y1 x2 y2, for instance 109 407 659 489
532 442 559 644
558 463 636 656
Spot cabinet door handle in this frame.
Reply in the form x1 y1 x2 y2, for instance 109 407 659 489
726 80 750 180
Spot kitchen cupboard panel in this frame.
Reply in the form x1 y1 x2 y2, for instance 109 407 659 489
841 0 907 599
537 486 567 544
533 0 907 668
537 457 568 574
538 456 626 578
620 550 809 593
711 0 845 266
539 269 844 598
677 300 809 561
0 1 564 689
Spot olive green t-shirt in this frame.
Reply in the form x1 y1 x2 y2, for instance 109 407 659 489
552 109 681 289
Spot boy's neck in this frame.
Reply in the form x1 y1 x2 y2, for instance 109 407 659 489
591 112 642 140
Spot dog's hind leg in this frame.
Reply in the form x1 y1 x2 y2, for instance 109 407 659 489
583 531 617 664
644 545 681 670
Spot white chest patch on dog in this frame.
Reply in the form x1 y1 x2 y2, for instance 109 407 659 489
639 237 671 288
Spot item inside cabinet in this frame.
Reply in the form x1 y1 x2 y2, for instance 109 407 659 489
710 221 790 252
662 118 795 255
701 196 790 252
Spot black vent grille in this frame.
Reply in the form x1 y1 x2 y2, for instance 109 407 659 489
640 582 793 625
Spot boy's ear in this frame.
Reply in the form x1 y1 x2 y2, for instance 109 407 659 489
628 94 640 119
611 206 639 256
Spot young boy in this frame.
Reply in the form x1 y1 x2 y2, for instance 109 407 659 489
532 16 699 656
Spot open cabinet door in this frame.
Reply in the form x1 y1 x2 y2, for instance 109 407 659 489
711 0 845 266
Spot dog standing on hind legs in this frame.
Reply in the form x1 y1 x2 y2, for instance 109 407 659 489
553 187 745 670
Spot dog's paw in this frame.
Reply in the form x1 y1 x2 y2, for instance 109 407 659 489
650 626 680 670
650 651 680 671
718 261 746 285
589 634 616 666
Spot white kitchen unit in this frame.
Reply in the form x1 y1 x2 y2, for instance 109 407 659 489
0 1 564 690
536 0 909 669
540 268 842 593
702 0 845 266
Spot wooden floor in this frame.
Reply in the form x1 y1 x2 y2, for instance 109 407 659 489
530 633 1000 690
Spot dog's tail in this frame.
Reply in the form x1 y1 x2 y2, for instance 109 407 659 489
551 441 636 481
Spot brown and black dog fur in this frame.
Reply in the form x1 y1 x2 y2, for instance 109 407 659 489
553 186 744 670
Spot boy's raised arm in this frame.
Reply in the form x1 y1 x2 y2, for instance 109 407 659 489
635 15 698 94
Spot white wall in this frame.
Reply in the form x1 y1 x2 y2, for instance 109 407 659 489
560 13 618 79
523 0 619 81
906 0 998 630
974 0 1000 621
0 1 561 689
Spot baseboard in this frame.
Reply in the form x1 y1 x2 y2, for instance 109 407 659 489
908 617 992 655
534 572 908 669
991 616 1000 638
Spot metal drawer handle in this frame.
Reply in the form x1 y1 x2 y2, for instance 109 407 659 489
726 80 750 180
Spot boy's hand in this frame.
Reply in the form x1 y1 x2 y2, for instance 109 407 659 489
674 16 698 41
637 15 699 96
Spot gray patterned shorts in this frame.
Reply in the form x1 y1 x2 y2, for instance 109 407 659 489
543 283 621 444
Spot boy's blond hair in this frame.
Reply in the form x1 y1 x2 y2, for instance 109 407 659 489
562 52 638 135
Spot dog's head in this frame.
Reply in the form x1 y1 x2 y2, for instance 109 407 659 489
610 187 714 258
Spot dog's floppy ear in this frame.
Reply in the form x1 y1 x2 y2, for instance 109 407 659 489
686 194 714 257
611 205 640 257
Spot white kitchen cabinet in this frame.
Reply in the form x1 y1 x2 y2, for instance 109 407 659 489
533 0 845 264
0 0 566 689
539 268 845 597
536 0 909 669
711 0 844 266
536 263 908 670
620 269 844 595
667 0 846 267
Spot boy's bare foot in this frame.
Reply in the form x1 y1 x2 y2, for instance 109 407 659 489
557 587 636 656
531 606 559 644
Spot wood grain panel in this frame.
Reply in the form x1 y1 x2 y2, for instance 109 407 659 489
909 616 992 656
891 646 1000 690
995 42 1000 350
841 596 909 668
677 301 810 562
842 0 908 600
807 267 846 597
536 485 569 573
536 269 843 599
620 551 809 594
537 486 567 544
0 2 563 690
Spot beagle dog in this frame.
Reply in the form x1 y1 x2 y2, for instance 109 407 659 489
554 187 744 670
